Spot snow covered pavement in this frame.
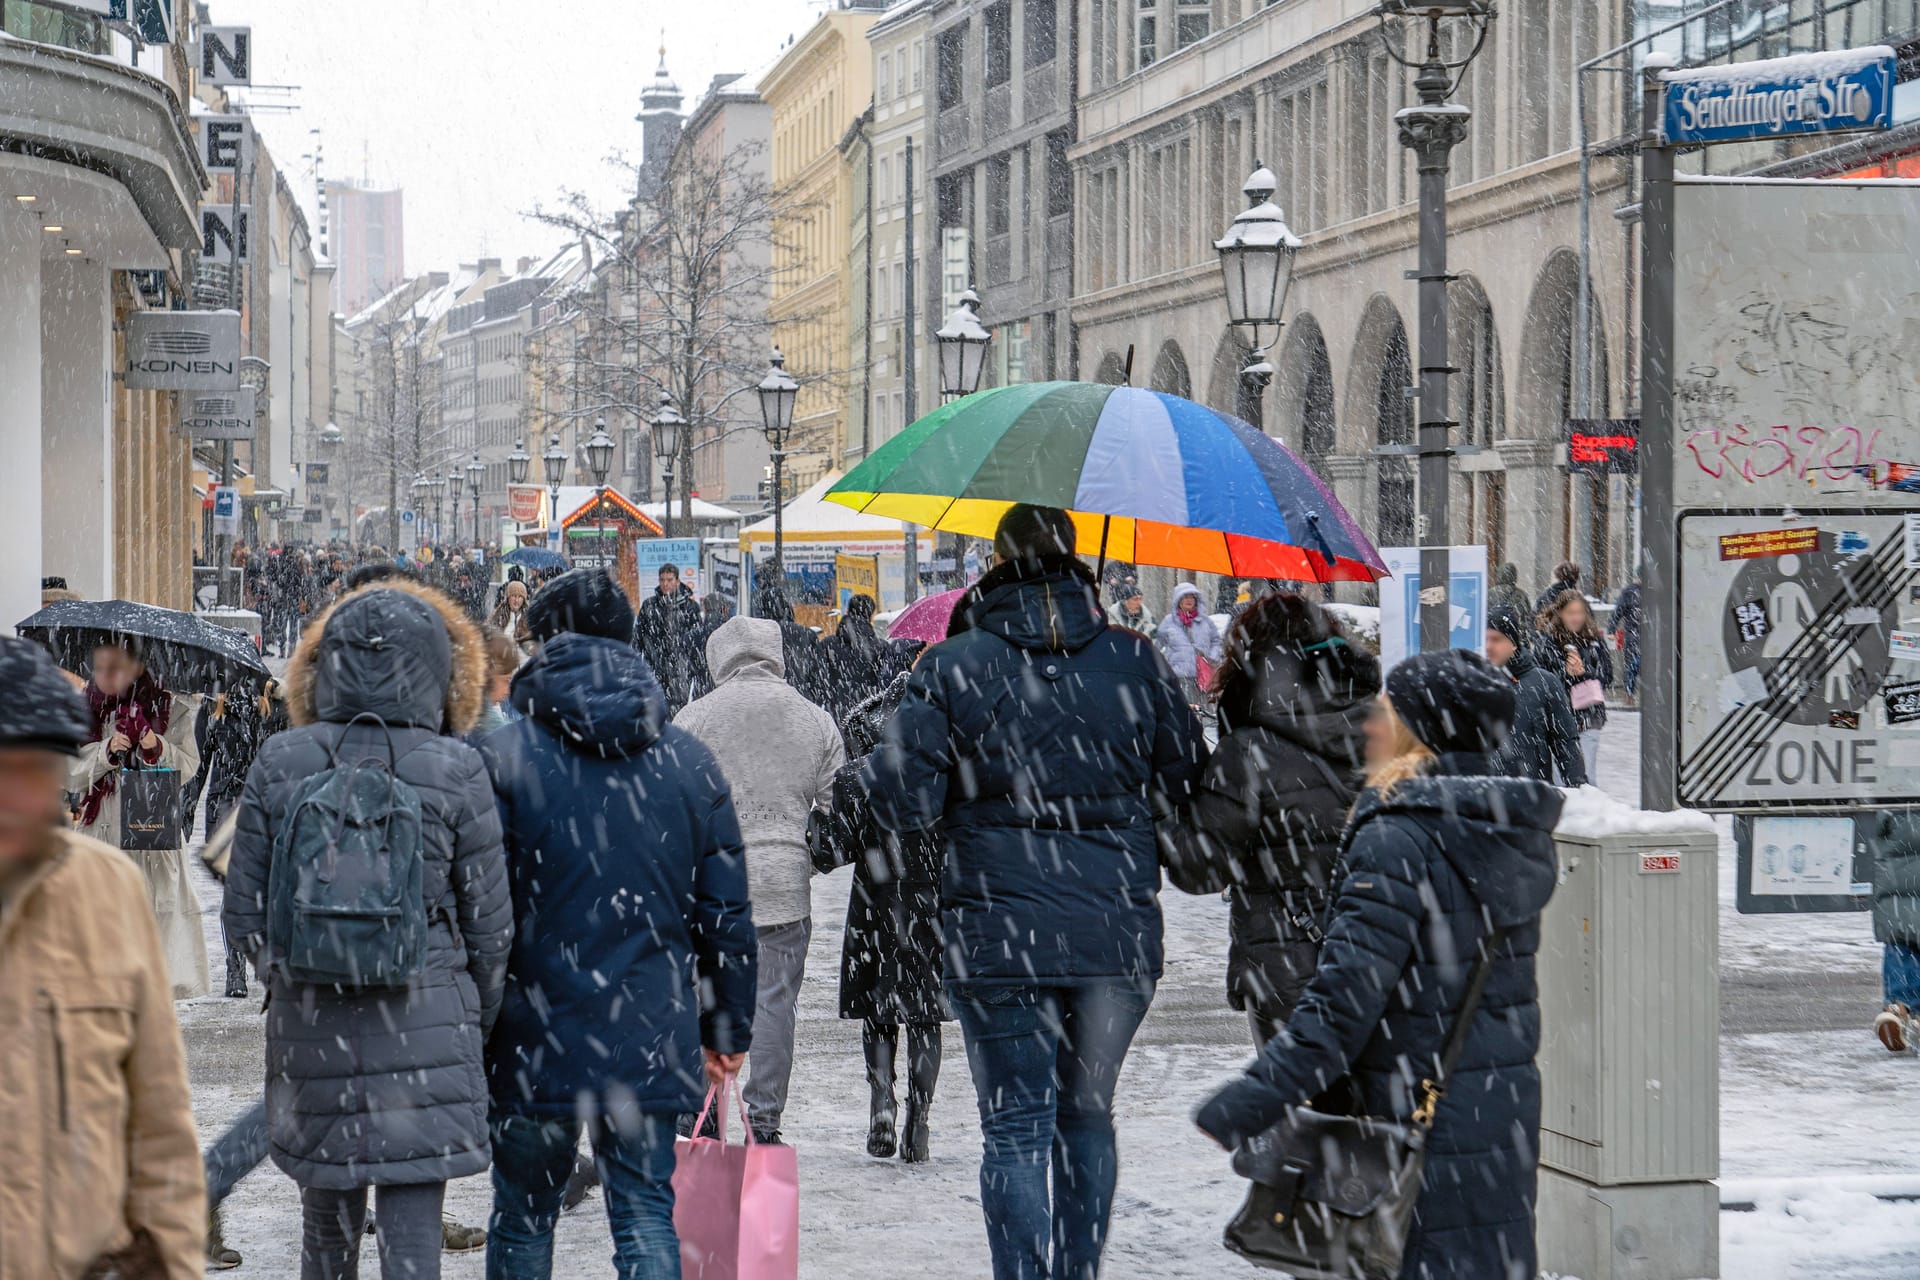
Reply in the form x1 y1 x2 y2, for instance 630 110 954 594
179 709 1920 1277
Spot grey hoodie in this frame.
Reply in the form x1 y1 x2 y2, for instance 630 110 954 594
674 616 845 926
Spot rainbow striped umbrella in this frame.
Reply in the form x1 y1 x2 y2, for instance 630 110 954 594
827 381 1388 583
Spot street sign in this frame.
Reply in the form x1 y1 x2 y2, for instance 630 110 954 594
1566 418 1639 475
126 311 241 391
1676 513 1920 808
1660 46 1894 146
212 486 240 536
400 510 416 526
178 389 254 440
302 509 324 525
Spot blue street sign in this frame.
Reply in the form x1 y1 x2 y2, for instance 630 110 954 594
400 510 416 525
1662 47 1894 146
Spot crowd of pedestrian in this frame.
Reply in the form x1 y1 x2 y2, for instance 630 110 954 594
4 521 1658 1280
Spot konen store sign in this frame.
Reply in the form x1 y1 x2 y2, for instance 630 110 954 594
1661 46 1895 146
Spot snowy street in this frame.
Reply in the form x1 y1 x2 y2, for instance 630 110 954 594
178 710 1920 1278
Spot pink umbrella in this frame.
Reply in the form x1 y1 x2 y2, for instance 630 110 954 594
884 588 968 644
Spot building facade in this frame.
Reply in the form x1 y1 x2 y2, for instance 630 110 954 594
325 180 405 319
764 0 891 488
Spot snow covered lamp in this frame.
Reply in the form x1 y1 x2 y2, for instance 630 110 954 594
756 347 798 449
1214 165 1301 335
541 434 568 489
586 417 616 488
935 287 993 398
650 395 685 537
507 439 531 486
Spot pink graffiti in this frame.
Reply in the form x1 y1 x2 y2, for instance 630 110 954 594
1683 423 1888 484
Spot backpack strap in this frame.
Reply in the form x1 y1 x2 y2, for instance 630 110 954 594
1412 923 1508 1128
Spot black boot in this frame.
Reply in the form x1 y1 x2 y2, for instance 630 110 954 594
900 1023 941 1164
224 945 249 999
863 1021 898 1159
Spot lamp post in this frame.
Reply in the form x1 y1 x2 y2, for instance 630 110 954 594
318 422 342 542
446 466 463 554
934 287 993 401
1213 163 1302 431
755 347 799 581
410 473 429 553
467 452 484 548
542 433 568 555
428 473 446 550
586 417 615 567
651 393 686 540
1377 0 1492 653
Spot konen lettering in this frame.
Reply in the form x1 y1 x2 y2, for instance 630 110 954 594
131 358 236 376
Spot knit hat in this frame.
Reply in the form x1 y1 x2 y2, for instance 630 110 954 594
1487 605 1527 650
0 637 91 755
1384 649 1516 755
527 568 635 643
994 503 1077 561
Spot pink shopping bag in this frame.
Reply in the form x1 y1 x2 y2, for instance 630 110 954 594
673 1078 800 1280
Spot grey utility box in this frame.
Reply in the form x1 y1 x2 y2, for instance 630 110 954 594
1535 794 1720 1280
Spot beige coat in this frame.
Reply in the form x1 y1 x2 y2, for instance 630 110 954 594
0 830 206 1279
69 694 210 1000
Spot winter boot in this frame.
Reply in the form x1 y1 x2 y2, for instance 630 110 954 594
900 1023 941 1164
1875 1003 1918 1053
206 1205 242 1270
224 946 249 999
562 1150 600 1211
441 1217 487 1252
864 1021 899 1158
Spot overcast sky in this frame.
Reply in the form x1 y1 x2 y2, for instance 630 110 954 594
212 0 823 277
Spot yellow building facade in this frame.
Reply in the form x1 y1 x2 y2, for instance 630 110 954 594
762 2 887 490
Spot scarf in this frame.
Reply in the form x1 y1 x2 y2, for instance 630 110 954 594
80 674 173 827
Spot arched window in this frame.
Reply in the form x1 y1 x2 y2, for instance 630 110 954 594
1376 322 1414 547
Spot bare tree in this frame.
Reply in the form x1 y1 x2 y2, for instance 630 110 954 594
532 142 823 522
351 303 448 551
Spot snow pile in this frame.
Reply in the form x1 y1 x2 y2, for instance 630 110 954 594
1660 45 1894 90
1553 784 1717 839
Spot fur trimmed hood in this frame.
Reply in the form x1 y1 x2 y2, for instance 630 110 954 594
284 576 486 736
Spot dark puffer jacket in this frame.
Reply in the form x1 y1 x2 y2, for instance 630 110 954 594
866 559 1206 986
1197 757 1562 1280
226 579 512 1190
1534 630 1613 732
1870 809 1920 950
634 582 705 713
1160 641 1377 1029
479 632 758 1118
1492 643 1588 786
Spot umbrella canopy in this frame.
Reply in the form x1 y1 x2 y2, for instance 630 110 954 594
17 598 269 695
884 588 967 645
502 546 569 571
829 382 1388 582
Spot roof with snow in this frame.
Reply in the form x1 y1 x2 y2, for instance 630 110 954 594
738 472 912 546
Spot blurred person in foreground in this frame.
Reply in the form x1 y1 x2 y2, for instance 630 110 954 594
480 568 758 1278
1197 649 1562 1280
867 503 1206 1280
0 637 205 1278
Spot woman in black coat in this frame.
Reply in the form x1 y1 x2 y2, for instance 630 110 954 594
1159 593 1378 1046
1197 650 1562 1280
1534 589 1613 784
186 679 291 997
818 663 948 1163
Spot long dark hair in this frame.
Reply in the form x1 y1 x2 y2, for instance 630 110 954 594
1537 589 1600 644
1214 592 1366 707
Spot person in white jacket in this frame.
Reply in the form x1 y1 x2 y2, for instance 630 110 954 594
1155 582 1224 708
676 615 846 1142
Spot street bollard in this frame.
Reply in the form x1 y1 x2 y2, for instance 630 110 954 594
1536 788 1720 1280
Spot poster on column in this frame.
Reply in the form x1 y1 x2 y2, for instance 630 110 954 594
1376 545 1488 673
1677 512 1920 808
634 539 702 593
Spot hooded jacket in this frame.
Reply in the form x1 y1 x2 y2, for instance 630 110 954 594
1492 643 1588 786
675 617 846 928
1197 758 1563 1280
1156 582 1223 680
225 577 512 1189
0 831 204 1280
1160 640 1379 1024
866 560 1207 985
479 632 757 1117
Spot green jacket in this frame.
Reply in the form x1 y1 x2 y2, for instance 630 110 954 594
1871 810 1920 947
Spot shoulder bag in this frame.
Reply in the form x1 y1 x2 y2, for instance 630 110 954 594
1222 925 1509 1280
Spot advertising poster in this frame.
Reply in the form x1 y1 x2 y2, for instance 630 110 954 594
1376 545 1489 672
835 553 879 613
635 538 703 593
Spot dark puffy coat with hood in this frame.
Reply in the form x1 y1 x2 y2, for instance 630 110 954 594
226 578 512 1189
754 581 827 706
1197 758 1562 1280
1160 639 1378 1027
1493 643 1588 786
1534 629 1613 732
478 632 758 1118
866 559 1207 986
635 582 705 713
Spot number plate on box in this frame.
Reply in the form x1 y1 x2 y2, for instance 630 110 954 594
1639 853 1683 874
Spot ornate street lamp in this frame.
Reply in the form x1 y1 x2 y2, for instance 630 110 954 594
507 438 532 486
1214 162 1303 428
318 421 343 451
427 473 446 547
934 287 993 400
1375 0 1494 653
651 394 686 539
446 466 463 552
586 416 616 565
467 452 485 547
756 348 799 580
542 434 568 553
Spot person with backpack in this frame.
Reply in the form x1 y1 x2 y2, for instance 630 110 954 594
478 567 758 1278
1196 650 1562 1280
225 577 511 1280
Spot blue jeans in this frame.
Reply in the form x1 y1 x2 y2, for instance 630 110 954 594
1886 940 1920 1007
488 1110 680 1280
947 978 1156 1280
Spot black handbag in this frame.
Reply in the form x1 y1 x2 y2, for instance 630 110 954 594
118 764 184 852
1223 926 1508 1280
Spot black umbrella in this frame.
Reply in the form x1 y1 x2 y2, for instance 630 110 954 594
16 598 270 695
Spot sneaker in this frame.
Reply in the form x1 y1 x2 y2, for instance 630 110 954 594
1875 1003 1917 1053
206 1206 242 1270
441 1217 486 1253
